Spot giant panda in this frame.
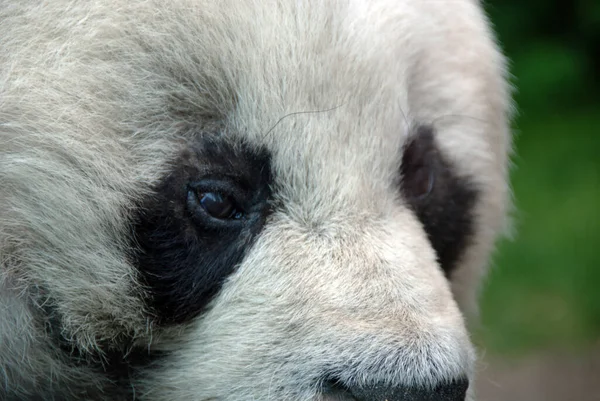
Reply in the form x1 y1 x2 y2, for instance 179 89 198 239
0 1 512 400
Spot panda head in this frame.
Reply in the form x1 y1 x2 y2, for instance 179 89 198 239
0 1 511 400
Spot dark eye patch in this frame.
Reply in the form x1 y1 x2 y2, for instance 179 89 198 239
131 135 272 325
400 125 479 276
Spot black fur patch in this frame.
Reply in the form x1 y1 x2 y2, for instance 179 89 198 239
400 126 479 276
325 377 469 401
132 135 272 325
35 299 159 400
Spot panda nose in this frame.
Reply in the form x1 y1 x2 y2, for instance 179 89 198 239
323 377 469 401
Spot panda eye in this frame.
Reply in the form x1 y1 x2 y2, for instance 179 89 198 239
197 192 243 220
401 131 437 201
186 182 245 223
407 166 435 200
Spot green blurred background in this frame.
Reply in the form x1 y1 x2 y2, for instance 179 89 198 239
477 0 600 356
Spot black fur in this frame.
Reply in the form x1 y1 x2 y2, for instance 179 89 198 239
322 376 469 401
347 378 469 401
132 134 273 324
400 126 479 276
23 299 157 401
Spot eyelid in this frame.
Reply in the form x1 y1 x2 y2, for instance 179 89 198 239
188 178 248 204
186 190 246 229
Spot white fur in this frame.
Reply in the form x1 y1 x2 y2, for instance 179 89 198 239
0 0 511 400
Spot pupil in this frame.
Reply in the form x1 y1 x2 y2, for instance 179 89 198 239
199 192 239 219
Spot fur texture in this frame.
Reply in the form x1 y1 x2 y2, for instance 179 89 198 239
0 0 511 400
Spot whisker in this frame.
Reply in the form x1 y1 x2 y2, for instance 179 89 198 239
428 113 489 128
262 104 345 139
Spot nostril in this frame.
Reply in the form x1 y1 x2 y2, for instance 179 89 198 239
327 377 469 401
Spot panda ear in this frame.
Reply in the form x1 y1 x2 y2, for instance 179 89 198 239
400 125 479 277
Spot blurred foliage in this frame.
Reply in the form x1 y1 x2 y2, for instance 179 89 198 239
487 0 600 113
476 1 600 354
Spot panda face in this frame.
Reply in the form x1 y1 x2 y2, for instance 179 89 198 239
0 1 511 400
133 126 477 400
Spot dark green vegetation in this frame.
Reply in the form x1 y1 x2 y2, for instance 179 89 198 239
477 1 600 354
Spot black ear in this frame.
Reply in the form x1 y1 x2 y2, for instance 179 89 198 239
400 126 479 276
